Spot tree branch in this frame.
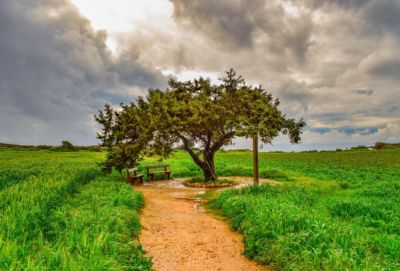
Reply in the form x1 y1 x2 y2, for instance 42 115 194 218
177 134 204 167
209 131 236 153
204 132 212 153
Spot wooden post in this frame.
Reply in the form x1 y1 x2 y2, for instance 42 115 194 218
253 135 259 185
127 169 132 184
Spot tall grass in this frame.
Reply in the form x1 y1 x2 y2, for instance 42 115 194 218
209 184 399 270
0 150 104 190
0 167 99 269
203 149 400 270
0 150 151 270
27 177 151 270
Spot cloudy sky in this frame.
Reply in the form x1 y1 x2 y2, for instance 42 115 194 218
1 0 399 150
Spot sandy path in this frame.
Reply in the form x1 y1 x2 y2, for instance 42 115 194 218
136 177 273 271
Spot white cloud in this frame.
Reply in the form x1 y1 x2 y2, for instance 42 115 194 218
70 0 173 54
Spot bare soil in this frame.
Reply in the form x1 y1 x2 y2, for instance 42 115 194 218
136 177 274 271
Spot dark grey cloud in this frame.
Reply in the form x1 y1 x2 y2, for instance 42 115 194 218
351 89 374 95
0 0 166 145
299 0 400 36
171 0 258 48
363 0 400 35
297 0 371 9
170 0 313 63
367 58 400 79
112 50 166 89
278 80 314 112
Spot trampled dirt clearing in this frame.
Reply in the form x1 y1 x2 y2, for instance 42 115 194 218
136 177 273 271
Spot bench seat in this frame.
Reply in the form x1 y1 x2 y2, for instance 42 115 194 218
145 165 172 180
149 171 171 175
127 168 144 185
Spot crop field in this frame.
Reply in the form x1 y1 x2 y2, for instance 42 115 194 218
0 150 151 271
1 148 399 270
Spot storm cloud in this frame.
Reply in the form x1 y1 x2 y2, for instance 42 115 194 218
164 0 400 149
0 0 165 145
0 0 399 149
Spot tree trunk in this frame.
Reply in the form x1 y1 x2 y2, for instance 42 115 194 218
177 132 236 183
202 152 217 182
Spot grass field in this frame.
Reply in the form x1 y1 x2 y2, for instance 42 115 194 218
143 149 400 270
1 148 399 270
0 150 151 271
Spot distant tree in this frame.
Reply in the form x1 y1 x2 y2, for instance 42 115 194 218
60 140 74 151
351 145 368 150
95 69 305 181
374 142 400 150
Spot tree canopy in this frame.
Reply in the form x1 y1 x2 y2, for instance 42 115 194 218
95 69 305 180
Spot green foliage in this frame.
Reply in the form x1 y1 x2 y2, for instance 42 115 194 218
95 69 304 181
99 147 133 173
0 150 151 270
60 140 74 151
94 101 152 173
375 141 400 150
350 145 369 150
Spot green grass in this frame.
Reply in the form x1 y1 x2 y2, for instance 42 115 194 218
144 149 400 270
0 150 151 271
200 150 399 271
188 176 236 184
0 150 104 190
141 149 400 185
28 176 151 270
2 148 399 270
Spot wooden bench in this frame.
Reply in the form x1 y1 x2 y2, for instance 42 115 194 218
127 167 144 185
145 164 171 180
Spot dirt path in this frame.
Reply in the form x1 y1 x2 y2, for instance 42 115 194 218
136 177 274 271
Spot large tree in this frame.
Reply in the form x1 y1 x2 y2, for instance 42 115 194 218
95 70 305 181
